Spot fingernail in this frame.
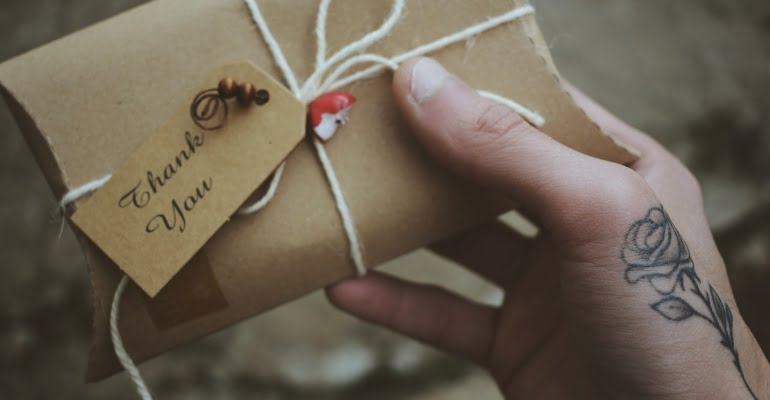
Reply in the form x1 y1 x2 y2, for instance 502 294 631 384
410 58 450 104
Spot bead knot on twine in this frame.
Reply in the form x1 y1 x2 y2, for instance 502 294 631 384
57 1 543 399
190 78 270 131
217 78 271 106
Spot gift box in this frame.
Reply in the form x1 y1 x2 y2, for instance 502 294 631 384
0 0 635 381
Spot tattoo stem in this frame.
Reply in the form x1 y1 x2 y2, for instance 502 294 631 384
687 273 756 399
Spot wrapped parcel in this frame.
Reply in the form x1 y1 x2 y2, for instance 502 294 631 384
0 0 635 380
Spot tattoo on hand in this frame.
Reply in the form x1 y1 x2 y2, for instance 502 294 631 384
622 206 757 399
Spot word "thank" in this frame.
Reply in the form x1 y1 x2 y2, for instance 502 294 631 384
118 131 205 209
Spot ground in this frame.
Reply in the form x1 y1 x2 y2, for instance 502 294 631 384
1 0 769 399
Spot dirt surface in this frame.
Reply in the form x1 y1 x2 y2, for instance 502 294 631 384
1 0 769 399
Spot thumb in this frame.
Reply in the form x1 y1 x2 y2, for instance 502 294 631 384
392 57 636 230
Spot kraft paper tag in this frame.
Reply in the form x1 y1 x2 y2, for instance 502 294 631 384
72 62 305 297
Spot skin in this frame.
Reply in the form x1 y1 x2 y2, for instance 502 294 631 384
326 57 770 399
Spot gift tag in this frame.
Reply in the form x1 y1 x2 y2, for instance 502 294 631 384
72 62 305 297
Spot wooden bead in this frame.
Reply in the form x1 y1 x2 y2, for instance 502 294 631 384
237 82 255 106
253 89 270 105
217 78 237 99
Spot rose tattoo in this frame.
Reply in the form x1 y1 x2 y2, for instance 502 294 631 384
622 207 695 295
622 207 757 399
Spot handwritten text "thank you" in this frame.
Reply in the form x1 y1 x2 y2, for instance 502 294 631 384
118 131 213 233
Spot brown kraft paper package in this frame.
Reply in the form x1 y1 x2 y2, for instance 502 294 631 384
0 0 636 381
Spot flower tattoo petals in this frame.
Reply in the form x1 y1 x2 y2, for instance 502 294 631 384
621 207 695 295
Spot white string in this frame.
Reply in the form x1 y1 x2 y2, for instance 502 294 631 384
243 0 301 96
311 138 367 275
59 173 112 210
56 173 113 239
315 0 332 70
110 275 153 400
300 0 405 99
237 0 309 214
327 5 535 91
56 3 543 398
316 54 399 100
236 162 286 215
479 90 545 127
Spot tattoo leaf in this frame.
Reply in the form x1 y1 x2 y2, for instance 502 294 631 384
708 285 735 348
651 296 696 321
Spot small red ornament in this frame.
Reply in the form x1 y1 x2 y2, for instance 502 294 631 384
308 92 357 141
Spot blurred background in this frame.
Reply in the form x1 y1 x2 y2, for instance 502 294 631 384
1 0 768 398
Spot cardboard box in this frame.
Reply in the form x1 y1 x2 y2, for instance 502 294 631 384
0 0 635 380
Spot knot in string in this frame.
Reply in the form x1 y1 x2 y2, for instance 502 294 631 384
240 0 542 278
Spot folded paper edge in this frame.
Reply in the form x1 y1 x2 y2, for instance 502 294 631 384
0 81 111 383
0 82 71 198
79 236 115 382
514 0 639 163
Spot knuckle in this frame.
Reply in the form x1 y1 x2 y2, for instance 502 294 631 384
643 153 705 209
450 102 533 183
648 152 704 199
604 167 657 207
674 162 703 199
552 166 658 243
574 166 655 216
465 102 530 140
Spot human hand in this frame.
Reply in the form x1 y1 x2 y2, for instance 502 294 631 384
326 57 770 399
